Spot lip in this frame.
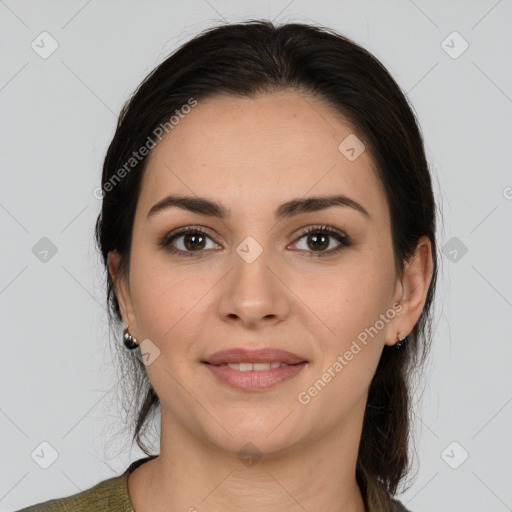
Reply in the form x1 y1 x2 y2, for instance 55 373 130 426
202 348 308 391
203 362 307 391
203 348 307 365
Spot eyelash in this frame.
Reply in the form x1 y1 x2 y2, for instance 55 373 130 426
158 224 352 258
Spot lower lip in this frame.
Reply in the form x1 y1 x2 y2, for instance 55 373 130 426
203 362 307 391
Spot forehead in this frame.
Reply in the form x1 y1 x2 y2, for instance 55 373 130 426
138 90 388 222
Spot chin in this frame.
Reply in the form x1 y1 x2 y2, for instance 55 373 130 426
191 406 300 455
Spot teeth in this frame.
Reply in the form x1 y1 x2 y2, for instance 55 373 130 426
225 362 287 371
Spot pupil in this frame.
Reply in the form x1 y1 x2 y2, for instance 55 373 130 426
185 233 205 250
310 233 328 251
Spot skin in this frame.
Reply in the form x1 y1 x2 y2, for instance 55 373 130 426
108 89 433 512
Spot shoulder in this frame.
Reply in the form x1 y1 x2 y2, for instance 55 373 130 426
15 474 133 512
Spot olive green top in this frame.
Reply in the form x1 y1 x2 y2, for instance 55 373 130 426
17 455 412 511
16 456 157 512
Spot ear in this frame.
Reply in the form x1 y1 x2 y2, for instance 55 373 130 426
107 251 138 334
385 235 434 347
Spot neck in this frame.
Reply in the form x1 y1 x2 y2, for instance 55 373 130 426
128 407 367 512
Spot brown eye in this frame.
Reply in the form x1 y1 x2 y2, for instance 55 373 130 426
159 228 219 257
182 232 207 251
292 225 351 257
305 232 330 251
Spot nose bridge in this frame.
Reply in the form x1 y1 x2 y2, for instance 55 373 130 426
233 233 277 301
218 233 289 326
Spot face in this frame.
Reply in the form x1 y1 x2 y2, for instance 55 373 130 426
109 90 410 457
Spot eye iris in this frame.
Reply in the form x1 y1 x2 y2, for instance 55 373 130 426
184 233 206 251
308 232 329 251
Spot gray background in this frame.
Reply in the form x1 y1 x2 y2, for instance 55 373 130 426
1 1 511 511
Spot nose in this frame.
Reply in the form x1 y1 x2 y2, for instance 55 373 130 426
216 242 291 330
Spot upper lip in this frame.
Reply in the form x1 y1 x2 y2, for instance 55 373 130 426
203 348 307 365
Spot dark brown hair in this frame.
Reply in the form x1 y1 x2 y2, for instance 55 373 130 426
95 20 439 511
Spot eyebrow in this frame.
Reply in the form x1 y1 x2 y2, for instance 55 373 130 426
147 193 370 221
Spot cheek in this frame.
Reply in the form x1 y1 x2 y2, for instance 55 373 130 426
295 258 395 380
297 278 388 413
129 251 214 347
131 276 193 337
294 262 386 334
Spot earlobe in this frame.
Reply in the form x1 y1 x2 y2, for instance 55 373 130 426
386 236 434 347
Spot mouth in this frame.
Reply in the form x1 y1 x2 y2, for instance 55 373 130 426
202 348 308 391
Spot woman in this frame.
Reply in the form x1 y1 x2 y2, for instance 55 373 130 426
19 19 438 512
